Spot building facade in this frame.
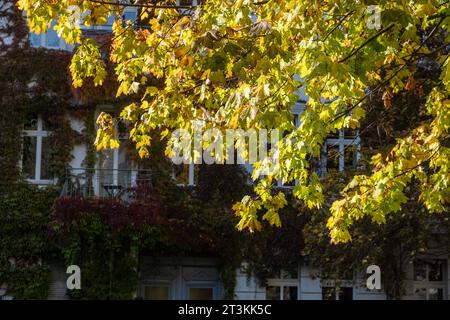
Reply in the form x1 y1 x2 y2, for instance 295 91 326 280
1 1 449 300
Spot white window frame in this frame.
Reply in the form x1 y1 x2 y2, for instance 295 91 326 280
175 0 204 16
29 21 72 50
122 7 138 22
176 0 200 7
80 7 138 31
322 129 361 173
290 100 361 175
96 142 127 187
413 259 446 300
246 101 362 182
94 109 135 195
321 279 354 300
176 0 200 4
266 270 299 300
22 114 53 185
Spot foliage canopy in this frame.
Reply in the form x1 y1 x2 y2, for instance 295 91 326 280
20 0 450 243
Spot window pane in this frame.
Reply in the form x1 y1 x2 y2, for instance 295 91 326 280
29 33 42 47
414 288 427 300
189 288 213 300
40 137 52 180
279 178 296 187
45 22 60 47
428 288 443 300
123 11 137 21
344 145 357 168
283 286 298 301
24 113 38 130
177 0 195 14
311 156 323 176
99 149 114 170
266 286 281 300
41 114 53 131
118 143 129 186
107 14 116 27
327 130 340 139
144 286 169 300
428 260 444 281
339 287 353 300
322 287 336 300
99 149 115 195
22 136 36 179
294 114 300 128
326 145 340 171
117 119 128 139
344 129 357 138
413 260 427 281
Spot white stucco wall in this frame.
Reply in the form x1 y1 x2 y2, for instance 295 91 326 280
353 271 386 300
299 265 322 300
234 266 266 300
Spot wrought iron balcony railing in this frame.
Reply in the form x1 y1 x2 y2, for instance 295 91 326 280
61 168 152 201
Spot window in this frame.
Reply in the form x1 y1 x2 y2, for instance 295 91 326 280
123 10 138 22
326 145 340 171
321 280 354 300
321 129 360 174
322 286 353 300
94 111 137 198
22 114 53 184
185 281 217 300
96 115 132 197
143 286 170 300
188 287 214 300
414 288 443 300
266 270 298 300
97 143 130 196
413 259 445 300
29 21 71 50
176 0 205 7
266 285 298 300
106 8 138 28
176 0 205 16
66 7 137 34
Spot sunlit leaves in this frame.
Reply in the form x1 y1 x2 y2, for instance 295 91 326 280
70 39 107 87
94 112 119 151
20 0 450 243
329 123 449 243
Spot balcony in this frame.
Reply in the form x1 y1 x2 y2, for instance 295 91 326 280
61 168 152 201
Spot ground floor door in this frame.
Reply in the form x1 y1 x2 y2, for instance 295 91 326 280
138 257 223 300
